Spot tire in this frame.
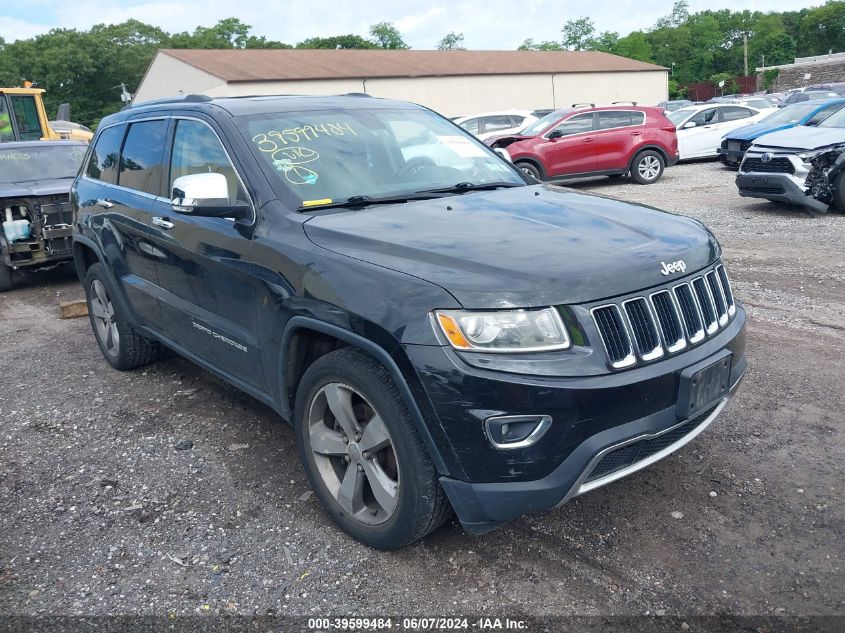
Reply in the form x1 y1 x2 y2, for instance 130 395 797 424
83 263 160 370
832 172 845 212
0 263 12 292
295 347 452 549
630 150 665 184
515 161 542 182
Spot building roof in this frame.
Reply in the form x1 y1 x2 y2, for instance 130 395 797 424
158 49 666 83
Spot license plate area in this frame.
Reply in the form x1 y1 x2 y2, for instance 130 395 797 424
678 350 732 420
728 141 740 152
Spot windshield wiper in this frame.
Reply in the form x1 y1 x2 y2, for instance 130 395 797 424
416 181 524 195
297 192 447 212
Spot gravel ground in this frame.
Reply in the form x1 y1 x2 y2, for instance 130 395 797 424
0 161 843 621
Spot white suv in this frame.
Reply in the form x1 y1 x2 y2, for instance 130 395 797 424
736 107 845 213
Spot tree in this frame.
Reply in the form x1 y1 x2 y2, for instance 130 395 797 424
297 35 376 49
561 17 596 50
655 1 690 29
798 0 845 56
613 32 654 62
591 31 620 52
369 22 409 50
517 38 563 51
437 32 465 51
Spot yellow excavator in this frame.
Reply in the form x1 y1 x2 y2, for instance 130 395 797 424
0 86 93 143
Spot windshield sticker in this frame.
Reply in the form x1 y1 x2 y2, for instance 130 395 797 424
271 146 320 185
435 135 489 158
252 122 357 152
0 152 31 161
302 198 333 207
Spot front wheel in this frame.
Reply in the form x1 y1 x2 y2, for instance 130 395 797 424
832 172 845 212
515 161 542 182
0 263 12 292
295 348 452 549
630 151 665 184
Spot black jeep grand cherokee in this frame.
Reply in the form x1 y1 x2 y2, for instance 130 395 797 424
72 94 746 549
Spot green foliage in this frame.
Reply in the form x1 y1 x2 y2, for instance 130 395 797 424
561 17 596 51
763 68 780 89
517 39 563 51
368 22 409 50
668 78 687 99
296 35 376 49
437 32 466 51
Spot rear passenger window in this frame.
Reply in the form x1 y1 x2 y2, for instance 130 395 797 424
169 119 247 203
597 111 645 129
86 125 125 184
459 118 480 134
483 115 514 133
118 120 168 195
721 107 753 122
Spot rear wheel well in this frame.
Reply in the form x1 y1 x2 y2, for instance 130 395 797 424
74 243 100 281
284 328 349 413
629 146 668 172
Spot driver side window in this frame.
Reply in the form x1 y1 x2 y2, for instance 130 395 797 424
169 119 247 203
549 113 595 137
690 109 719 126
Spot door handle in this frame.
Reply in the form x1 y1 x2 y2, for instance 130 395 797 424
152 216 174 230
631 131 643 136
96 199 113 209
582 138 595 143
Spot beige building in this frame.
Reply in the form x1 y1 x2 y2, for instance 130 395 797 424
134 49 668 116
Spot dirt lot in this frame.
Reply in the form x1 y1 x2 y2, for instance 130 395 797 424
1 161 842 622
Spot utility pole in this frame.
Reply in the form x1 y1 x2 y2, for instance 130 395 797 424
743 33 749 77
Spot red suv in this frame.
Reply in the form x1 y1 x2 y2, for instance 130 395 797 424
487 105 679 184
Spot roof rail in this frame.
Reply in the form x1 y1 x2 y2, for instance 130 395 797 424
611 100 638 105
129 94 212 108
572 102 595 108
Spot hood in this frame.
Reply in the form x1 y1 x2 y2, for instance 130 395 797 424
486 134 534 149
725 121 794 142
0 178 73 199
303 185 720 309
752 125 845 151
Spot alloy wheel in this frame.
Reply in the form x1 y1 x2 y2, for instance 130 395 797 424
90 279 120 356
638 155 662 181
307 383 399 524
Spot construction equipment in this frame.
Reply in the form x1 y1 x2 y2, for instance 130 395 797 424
0 87 93 143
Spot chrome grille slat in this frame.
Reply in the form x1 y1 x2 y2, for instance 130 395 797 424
622 298 663 361
692 277 718 335
650 290 686 353
591 305 636 369
592 264 736 370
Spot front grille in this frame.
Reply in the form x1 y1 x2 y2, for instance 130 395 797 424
742 157 795 174
742 185 785 194
592 263 736 370
583 403 720 484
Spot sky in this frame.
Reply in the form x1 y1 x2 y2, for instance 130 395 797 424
0 0 828 49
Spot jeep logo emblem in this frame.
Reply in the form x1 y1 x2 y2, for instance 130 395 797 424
761 153 772 163
660 260 687 276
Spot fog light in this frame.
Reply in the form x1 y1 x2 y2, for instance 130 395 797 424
484 415 552 449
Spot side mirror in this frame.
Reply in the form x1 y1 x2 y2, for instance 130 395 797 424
171 173 247 219
683 121 698 129
547 129 564 140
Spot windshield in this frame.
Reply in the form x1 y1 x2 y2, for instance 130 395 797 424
520 109 569 136
760 103 821 124
819 106 845 128
0 144 86 183
239 107 523 206
667 108 697 125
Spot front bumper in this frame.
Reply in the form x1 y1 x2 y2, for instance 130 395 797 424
407 307 747 534
736 172 828 212
717 147 745 165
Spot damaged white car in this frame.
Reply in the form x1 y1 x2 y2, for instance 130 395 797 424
736 106 845 213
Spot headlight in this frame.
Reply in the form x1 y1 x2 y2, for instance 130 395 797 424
435 307 570 352
798 143 845 164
